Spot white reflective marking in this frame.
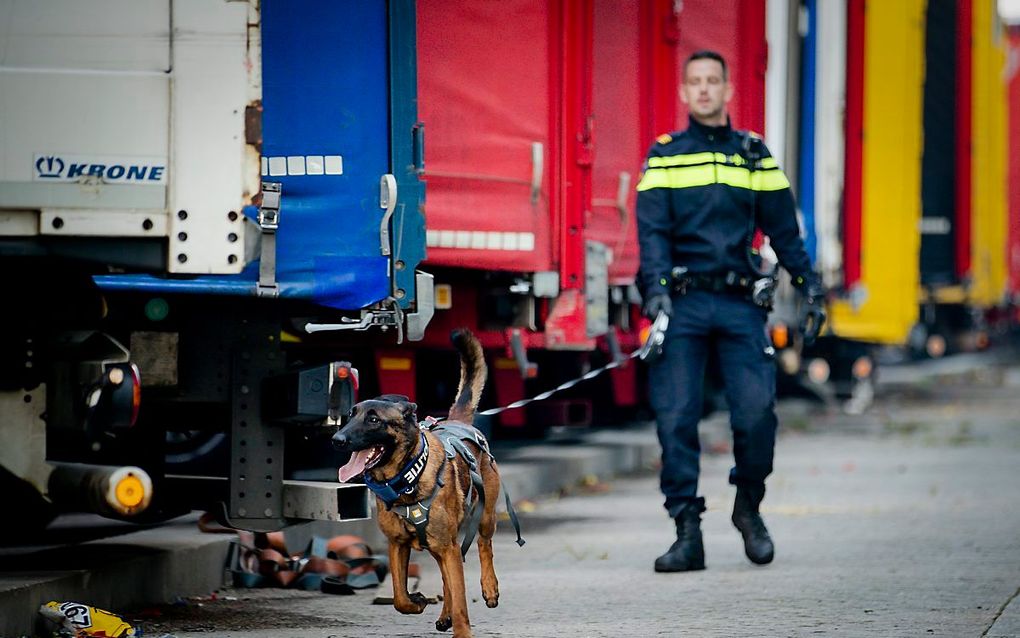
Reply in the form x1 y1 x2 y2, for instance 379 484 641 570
286 156 306 176
324 155 343 175
425 230 537 251
262 155 341 177
268 157 287 176
306 155 324 175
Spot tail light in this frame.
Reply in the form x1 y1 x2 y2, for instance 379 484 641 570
262 362 360 425
95 362 142 429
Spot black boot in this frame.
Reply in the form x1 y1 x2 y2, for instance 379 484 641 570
654 499 706 572
732 484 774 565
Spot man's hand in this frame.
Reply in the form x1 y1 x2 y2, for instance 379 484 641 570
642 293 673 319
798 282 826 346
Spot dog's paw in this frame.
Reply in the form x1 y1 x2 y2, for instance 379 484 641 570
436 615 453 632
395 592 429 615
408 592 430 612
482 586 499 608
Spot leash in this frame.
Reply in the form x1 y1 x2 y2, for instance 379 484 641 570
477 322 667 417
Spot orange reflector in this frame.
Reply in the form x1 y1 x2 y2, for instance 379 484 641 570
379 357 413 371
771 323 789 349
851 356 873 380
434 284 453 310
336 366 350 379
115 473 145 508
807 358 831 384
130 364 141 427
639 324 652 346
494 357 519 371
926 334 947 358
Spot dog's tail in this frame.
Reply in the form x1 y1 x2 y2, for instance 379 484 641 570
448 329 487 424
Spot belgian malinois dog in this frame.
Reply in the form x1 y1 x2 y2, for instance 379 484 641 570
333 329 502 638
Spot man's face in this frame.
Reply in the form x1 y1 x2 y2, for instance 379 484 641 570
680 59 732 124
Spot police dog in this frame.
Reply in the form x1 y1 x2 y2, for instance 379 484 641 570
333 330 500 638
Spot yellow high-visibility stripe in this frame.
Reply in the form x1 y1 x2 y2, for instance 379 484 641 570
647 152 717 167
716 164 752 189
636 163 790 192
758 157 779 169
647 152 757 168
637 165 716 190
751 169 791 191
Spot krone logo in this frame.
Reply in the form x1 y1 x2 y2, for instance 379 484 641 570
35 156 65 178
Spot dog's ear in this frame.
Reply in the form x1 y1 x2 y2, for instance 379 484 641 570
398 400 418 421
374 394 417 421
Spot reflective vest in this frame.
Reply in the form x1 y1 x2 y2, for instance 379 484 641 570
636 116 817 300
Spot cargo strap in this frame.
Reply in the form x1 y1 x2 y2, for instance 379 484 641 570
257 182 281 298
225 530 390 592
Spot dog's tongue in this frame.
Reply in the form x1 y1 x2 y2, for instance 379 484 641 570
338 449 373 483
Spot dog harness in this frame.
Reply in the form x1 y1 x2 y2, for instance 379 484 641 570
365 417 525 559
363 431 431 504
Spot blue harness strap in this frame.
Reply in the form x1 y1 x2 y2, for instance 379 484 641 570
364 432 430 507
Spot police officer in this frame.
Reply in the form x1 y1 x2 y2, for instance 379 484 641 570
636 50 825 572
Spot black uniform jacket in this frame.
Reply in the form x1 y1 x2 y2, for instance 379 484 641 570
635 116 816 300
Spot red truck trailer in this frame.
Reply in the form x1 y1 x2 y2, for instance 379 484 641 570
377 0 769 436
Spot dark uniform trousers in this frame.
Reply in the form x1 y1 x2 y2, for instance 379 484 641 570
648 288 777 518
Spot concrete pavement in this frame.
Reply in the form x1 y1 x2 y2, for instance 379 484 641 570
130 359 1020 638
3 352 1019 637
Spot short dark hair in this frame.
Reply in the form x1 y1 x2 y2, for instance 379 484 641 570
684 50 728 81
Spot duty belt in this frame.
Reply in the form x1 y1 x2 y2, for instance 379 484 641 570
672 270 755 296
671 268 777 310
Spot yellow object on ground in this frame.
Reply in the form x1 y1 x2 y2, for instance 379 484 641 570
39 601 136 638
